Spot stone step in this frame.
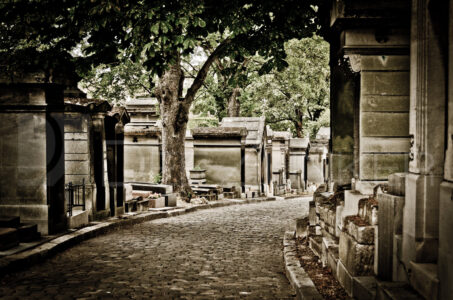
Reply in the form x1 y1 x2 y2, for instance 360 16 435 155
0 227 19 250
309 236 322 258
376 281 423 300
17 223 41 243
409 262 439 300
0 215 20 228
352 276 377 300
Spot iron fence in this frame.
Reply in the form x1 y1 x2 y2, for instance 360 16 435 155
65 179 86 217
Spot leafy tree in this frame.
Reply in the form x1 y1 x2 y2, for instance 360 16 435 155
245 36 330 138
80 58 154 104
0 0 321 195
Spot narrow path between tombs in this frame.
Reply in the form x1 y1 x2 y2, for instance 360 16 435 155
0 197 309 299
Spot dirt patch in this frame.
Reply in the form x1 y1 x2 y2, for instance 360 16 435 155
295 237 350 300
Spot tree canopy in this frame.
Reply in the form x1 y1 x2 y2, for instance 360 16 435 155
0 0 324 194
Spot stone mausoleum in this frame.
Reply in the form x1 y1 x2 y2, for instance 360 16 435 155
304 1 453 300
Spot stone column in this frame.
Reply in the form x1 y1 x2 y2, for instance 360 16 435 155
438 0 453 299
402 0 447 266
0 72 66 234
91 113 110 217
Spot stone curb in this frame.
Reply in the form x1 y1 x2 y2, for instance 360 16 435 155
283 231 324 300
0 197 277 277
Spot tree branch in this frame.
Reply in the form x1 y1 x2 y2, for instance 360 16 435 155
185 39 232 105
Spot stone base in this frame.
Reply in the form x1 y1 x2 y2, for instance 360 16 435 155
149 197 165 208
93 209 110 221
355 180 382 195
337 259 354 296
376 281 423 300
409 262 439 300
339 231 374 276
0 204 50 235
352 276 377 300
439 181 453 300
402 173 443 265
68 210 89 229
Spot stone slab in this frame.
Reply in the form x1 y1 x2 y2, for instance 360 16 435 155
361 137 410 153
439 181 453 300
352 276 377 300
409 262 438 300
361 95 409 112
361 72 409 96
337 259 354 296
388 173 406 196
339 231 374 276
360 154 409 180
361 113 409 137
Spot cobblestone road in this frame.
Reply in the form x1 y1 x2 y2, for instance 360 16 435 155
1 198 309 299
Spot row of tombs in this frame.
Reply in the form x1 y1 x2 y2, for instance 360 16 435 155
301 1 453 300
0 70 328 244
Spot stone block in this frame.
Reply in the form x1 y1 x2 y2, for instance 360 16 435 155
360 153 409 180
361 112 409 137
402 174 442 266
352 276 377 300
335 203 343 237
165 193 177 207
337 259 353 296
329 154 354 186
309 201 317 226
377 192 405 280
438 181 453 300
309 236 322 258
64 140 89 154
360 55 410 71
194 147 241 187
345 220 375 245
149 197 165 208
388 173 406 196
327 247 339 275
296 218 308 238
361 95 409 112
339 231 374 276
322 237 338 268
376 281 423 300
68 210 89 229
340 190 366 229
361 137 410 153
361 72 409 96
409 262 438 300
65 161 89 175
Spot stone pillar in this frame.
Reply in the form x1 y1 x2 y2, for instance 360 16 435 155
0 72 66 234
329 53 356 187
438 1 453 299
115 122 125 213
402 0 447 266
91 113 110 217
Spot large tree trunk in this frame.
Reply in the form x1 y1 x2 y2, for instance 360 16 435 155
227 86 241 117
295 109 304 138
155 40 232 197
156 60 191 196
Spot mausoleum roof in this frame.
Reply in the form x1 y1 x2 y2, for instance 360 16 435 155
191 127 248 138
220 117 265 146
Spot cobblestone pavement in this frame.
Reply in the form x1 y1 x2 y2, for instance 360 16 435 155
0 197 309 299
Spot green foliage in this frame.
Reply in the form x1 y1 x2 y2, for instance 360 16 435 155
152 173 162 184
79 58 154 104
243 36 330 138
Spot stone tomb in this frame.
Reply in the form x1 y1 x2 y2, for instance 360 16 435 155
191 127 247 193
0 71 66 234
220 117 270 195
124 98 162 184
288 137 309 191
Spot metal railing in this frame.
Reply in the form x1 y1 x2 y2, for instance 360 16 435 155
66 179 86 217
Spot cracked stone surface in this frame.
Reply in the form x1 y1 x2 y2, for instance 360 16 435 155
0 197 309 299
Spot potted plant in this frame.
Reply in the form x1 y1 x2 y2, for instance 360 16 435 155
190 165 207 181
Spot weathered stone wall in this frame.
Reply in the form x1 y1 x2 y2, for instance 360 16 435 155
244 148 260 189
359 56 410 181
0 79 66 234
194 145 242 188
64 112 95 217
124 135 160 183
